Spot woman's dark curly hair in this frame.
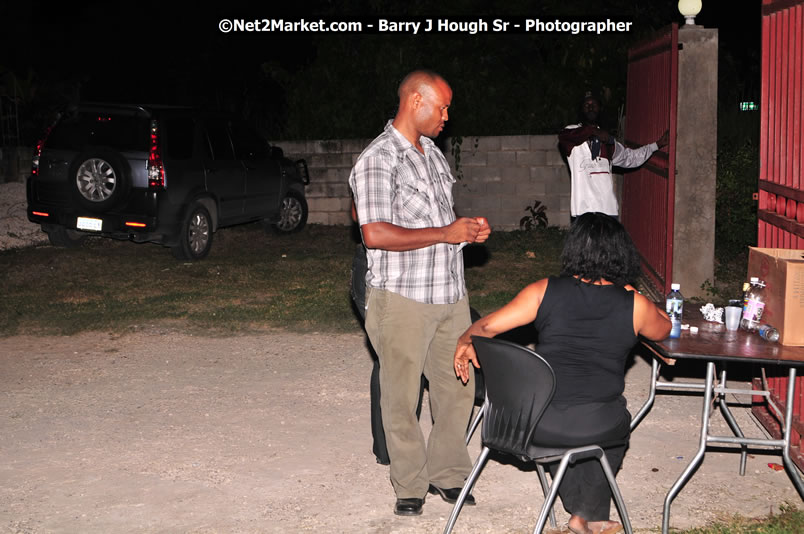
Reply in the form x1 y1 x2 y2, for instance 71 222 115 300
560 212 642 287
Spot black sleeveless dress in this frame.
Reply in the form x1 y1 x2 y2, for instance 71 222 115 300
531 276 637 520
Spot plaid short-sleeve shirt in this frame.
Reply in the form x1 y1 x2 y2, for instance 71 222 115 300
349 121 466 305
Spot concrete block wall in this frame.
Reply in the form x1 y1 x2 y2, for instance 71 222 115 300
447 135 570 229
277 134 572 230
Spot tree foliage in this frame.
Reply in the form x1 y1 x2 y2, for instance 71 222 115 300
262 0 679 139
715 107 759 260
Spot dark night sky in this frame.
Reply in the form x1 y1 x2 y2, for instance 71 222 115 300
2 1 761 129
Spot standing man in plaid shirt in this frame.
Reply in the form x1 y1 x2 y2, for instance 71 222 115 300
349 70 491 516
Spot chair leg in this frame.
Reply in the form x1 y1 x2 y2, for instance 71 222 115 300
533 447 633 534
535 464 557 528
533 454 573 534
465 404 485 445
444 446 491 534
598 452 633 534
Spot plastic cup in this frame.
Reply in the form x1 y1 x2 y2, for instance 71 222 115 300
725 306 741 331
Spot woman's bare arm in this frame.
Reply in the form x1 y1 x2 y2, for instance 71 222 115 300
630 290 672 340
453 278 548 383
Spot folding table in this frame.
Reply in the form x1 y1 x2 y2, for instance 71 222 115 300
636 318 804 534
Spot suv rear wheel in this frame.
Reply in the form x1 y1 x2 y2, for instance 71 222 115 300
272 190 308 233
171 203 213 261
70 149 131 212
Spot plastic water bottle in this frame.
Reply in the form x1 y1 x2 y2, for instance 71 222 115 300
665 283 684 339
758 324 780 342
740 279 766 332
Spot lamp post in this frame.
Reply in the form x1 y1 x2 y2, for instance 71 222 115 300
678 0 703 25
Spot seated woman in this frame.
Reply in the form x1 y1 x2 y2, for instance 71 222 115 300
453 212 671 534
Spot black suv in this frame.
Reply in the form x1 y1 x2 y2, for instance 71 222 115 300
27 103 309 260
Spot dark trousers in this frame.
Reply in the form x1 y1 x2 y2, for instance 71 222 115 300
570 214 619 224
351 244 398 464
534 397 631 521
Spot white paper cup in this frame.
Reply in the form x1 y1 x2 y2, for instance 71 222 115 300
725 306 741 331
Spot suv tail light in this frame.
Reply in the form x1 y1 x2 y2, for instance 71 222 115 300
31 121 56 176
148 119 165 189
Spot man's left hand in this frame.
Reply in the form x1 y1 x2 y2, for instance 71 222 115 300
447 217 491 245
474 217 491 243
595 128 611 143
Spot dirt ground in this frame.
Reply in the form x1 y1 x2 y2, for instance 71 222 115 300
1 327 802 534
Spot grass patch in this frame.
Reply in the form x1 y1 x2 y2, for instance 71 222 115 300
0 222 763 335
0 222 754 336
0 223 566 336
677 503 803 533
0 223 358 335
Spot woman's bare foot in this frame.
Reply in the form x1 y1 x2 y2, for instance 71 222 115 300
567 516 623 534
567 515 591 534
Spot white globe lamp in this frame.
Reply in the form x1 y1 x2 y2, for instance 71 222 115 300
678 0 703 25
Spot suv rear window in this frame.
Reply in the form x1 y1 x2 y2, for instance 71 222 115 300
47 112 150 152
204 120 235 160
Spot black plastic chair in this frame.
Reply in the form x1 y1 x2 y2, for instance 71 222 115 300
445 336 633 534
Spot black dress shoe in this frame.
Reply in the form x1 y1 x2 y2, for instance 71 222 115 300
394 497 424 516
428 484 476 505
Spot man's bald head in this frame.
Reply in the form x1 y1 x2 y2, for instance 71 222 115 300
397 70 448 102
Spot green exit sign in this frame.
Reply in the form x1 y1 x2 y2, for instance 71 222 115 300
740 102 758 111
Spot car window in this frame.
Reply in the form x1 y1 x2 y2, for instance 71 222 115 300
229 121 270 160
204 120 235 161
47 112 150 152
164 117 195 160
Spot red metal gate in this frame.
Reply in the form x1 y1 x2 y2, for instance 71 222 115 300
621 24 678 295
753 0 804 473
758 0 804 248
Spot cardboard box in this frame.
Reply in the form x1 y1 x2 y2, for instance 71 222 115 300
747 247 804 346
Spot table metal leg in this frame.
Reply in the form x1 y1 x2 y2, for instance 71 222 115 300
662 361 715 534
715 367 748 476
780 368 804 498
630 357 659 431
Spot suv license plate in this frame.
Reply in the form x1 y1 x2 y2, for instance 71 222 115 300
76 217 102 231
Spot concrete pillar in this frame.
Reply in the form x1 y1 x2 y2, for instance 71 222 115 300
673 26 718 298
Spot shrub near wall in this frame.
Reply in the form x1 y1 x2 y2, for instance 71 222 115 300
277 134 572 230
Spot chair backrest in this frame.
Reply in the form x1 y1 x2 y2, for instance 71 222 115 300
471 336 556 457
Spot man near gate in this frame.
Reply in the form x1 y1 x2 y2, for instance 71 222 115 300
559 91 669 220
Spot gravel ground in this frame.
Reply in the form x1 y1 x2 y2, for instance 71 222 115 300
1 330 801 534
0 181 48 251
